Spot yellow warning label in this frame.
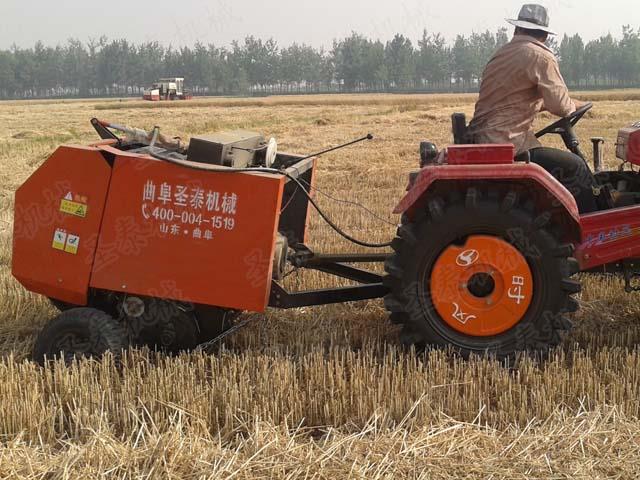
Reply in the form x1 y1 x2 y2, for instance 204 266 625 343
52 229 67 250
64 234 80 255
60 199 88 218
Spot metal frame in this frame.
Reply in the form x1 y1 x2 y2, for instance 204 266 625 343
268 248 390 309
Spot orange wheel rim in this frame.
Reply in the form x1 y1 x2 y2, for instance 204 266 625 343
430 235 533 337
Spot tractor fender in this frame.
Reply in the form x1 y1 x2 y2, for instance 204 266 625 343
394 163 582 241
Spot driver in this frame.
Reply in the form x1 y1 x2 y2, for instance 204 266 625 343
468 4 598 213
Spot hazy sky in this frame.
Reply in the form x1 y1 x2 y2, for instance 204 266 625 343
1 0 638 49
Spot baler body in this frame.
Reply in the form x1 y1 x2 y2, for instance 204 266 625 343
12 144 311 313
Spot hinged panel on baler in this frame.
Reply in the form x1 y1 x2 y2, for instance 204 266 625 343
89 152 285 312
12 146 113 305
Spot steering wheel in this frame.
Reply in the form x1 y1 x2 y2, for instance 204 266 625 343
535 102 593 138
534 102 593 159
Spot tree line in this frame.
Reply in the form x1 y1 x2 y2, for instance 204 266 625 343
0 26 639 100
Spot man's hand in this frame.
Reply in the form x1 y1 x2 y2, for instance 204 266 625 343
572 99 589 112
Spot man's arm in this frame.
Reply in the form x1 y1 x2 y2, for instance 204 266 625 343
529 52 576 117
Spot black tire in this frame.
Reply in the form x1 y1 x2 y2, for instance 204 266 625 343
194 305 240 343
125 299 199 354
384 186 580 361
48 298 74 312
32 308 127 365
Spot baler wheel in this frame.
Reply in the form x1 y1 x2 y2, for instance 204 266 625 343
125 299 199 354
32 308 127 365
48 298 74 312
384 187 580 362
195 306 241 344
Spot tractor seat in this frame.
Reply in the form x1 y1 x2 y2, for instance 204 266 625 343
452 113 471 144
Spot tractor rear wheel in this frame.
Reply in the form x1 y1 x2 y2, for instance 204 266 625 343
384 186 580 361
32 308 127 365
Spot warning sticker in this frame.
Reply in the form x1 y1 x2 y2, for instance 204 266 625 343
64 234 80 254
60 199 88 217
52 229 80 255
59 192 88 218
52 229 67 250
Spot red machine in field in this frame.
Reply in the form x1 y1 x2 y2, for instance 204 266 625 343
143 78 192 101
11 106 640 364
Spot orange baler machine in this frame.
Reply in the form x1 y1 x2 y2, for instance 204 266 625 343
12 143 303 313
12 121 389 363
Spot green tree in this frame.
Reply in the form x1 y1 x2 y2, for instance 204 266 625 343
11 46 37 97
280 43 306 90
0 50 16 97
469 31 498 82
452 35 474 88
138 41 165 87
239 36 279 90
62 39 90 96
385 34 415 89
364 40 387 90
559 34 585 86
616 26 640 86
585 34 617 86
417 31 451 89
331 33 370 91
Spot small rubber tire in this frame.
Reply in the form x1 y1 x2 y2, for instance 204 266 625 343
32 307 127 366
126 299 199 354
384 186 580 362
194 305 240 343
48 298 74 312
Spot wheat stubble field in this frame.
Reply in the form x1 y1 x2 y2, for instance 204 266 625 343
1 92 640 478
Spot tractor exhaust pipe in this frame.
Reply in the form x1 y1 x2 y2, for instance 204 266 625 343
591 137 605 173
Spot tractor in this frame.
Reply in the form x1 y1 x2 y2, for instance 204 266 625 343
11 106 640 364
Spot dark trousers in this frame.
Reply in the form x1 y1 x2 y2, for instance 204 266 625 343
527 147 599 214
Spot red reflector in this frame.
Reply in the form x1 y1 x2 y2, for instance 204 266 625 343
447 144 515 165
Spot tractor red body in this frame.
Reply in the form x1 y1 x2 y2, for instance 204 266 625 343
395 142 640 273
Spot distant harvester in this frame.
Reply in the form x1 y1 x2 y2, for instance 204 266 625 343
143 77 193 101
